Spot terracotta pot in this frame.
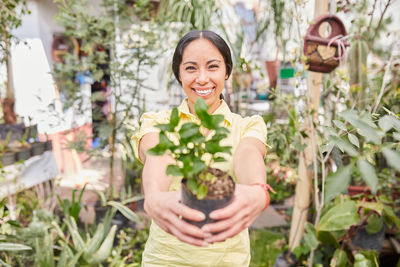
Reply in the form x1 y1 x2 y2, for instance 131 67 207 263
347 185 371 197
181 178 235 228
1 98 17 124
265 60 280 89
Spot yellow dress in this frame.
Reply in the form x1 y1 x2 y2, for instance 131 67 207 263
133 99 268 267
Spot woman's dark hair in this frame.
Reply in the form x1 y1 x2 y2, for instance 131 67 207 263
172 30 233 84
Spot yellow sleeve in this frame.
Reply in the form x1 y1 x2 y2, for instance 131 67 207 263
240 115 270 148
132 110 170 164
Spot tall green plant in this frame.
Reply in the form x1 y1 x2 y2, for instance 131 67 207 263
0 0 30 123
54 0 160 199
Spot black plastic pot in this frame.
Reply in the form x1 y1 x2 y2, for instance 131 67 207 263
351 224 386 252
273 251 297 267
44 140 53 151
0 123 25 143
181 178 235 228
27 125 38 141
1 151 17 166
31 142 46 156
16 147 31 161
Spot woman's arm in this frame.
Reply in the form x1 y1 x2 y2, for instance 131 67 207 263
139 132 207 246
201 137 268 243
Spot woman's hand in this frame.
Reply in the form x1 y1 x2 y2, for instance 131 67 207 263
200 184 266 243
144 190 208 247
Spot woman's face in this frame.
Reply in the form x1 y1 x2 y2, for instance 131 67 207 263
179 38 227 114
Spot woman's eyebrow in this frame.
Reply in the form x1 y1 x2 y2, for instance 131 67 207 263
182 61 197 65
182 59 222 65
207 59 222 64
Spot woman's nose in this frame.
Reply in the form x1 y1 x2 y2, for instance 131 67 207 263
196 69 209 84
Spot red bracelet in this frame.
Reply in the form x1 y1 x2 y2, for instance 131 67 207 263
250 183 276 211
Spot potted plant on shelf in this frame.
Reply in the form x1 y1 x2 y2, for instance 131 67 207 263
14 128 31 161
0 131 16 166
147 98 234 227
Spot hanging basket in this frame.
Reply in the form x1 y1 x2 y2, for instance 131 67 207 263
304 14 349 73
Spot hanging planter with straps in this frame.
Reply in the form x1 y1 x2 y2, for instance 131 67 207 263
304 14 349 73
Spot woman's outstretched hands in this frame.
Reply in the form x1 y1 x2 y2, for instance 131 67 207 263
144 190 208 247
200 184 266 243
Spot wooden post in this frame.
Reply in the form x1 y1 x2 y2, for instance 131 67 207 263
288 0 329 251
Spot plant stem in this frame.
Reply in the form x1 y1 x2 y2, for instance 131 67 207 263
371 38 398 114
369 0 392 52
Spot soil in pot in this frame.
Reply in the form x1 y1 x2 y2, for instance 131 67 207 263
1 151 17 166
31 142 46 156
181 168 235 228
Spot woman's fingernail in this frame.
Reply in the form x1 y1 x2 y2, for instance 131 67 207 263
205 238 213 244
204 232 212 238
202 241 209 247
202 226 210 232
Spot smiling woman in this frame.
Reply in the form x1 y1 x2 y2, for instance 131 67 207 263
172 30 232 114
134 30 270 267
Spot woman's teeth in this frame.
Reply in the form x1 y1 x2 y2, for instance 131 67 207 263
194 89 212 95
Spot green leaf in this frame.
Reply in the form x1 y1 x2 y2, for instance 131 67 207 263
378 115 393 132
190 160 206 176
348 133 359 148
382 149 400 172
90 225 117 264
197 183 208 200
359 251 379 267
354 254 372 267
357 159 378 194
0 243 32 251
324 165 352 204
316 231 340 248
213 156 226 162
187 178 198 195
166 165 183 177
339 110 382 144
329 135 359 156
366 214 383 234
333 120 347 131
194 98 209 116
357 201 384 215
304 223 318 250
179 122 200 140
318 201 360 232
382 204 400 230
393 132 400 141
321 142 334 153
170 108 180 128
155 123 173 132
107 201 141 223
389 115 400 132
211 114 224 127
330 249 349 267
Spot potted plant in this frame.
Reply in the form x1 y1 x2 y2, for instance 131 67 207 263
147 98 235 227
0 0 30 124
0 131 16 166
14 128 31 161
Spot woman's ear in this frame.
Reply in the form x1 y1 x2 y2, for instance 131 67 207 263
225 74 228 80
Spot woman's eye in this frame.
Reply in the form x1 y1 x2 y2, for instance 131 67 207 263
209 64 219 69
185 66 196 71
